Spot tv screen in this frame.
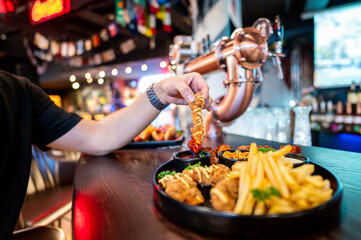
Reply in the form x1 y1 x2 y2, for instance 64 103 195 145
314 3 361 88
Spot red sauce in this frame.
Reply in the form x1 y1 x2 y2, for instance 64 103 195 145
177 153 200 159
188 136 201 153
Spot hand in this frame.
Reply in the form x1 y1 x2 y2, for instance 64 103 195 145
153 73 213 111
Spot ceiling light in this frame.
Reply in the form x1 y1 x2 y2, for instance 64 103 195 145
112 68 118 76
170 60 176 65
87 77 93 84
108 14 115 21
69 75 76 82
85 72 91 79
99 71 105 78
160 61 167 68
72 82 80 89
98 78 104 85
0 34 6 40
141 64 148 71
125 66 132 74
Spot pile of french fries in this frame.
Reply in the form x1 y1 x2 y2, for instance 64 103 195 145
133 124 179 142
231 143 333 215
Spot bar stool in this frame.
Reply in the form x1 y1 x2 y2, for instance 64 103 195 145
12 226 66 240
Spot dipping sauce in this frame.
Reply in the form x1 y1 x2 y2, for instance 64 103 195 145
177 153 200 159
222 150 249 159
285 157 303 164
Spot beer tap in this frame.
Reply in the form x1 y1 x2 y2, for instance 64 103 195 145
171 17 285 137
269 15 285 80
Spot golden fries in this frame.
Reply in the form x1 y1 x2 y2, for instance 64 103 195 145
230 144 333 215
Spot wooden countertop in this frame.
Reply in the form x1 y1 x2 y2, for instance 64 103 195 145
72 134 361 240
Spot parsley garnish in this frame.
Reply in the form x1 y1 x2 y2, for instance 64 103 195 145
157 170 176 180
257 148 276 153
199 152 206 158
251 187 280 201
185 161 202 170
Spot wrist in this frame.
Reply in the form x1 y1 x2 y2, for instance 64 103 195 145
146 83 168 111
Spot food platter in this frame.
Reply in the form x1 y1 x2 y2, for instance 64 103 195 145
153 157 343 238
122 135 184 149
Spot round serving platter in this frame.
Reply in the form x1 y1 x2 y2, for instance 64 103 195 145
153 158 343 238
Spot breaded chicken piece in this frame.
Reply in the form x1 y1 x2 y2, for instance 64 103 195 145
210 178 239 212
164 177 204 205
182 164 231 187
158 173 195 189
189 93 205 142
200 147 219 164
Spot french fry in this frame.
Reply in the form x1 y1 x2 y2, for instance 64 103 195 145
268 156 290 198
252 155 264 189
277 159 300 191
254 201 265 215
294 164 315 182
243 193 256 215
262 153 280 189
234 170 251 214
269 144 292 158
304 175 324 188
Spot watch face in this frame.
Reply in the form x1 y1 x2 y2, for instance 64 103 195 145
252 18 273 39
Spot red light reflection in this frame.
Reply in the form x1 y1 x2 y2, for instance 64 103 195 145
73 192 104 240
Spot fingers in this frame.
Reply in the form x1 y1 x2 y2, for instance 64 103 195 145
204 97 213 111
176 80 195 103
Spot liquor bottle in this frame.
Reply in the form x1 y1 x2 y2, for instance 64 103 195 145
353 103 361 134
310 100 320 131
357 84 361 103
347 81 357 113
319 100 327 130
344 102 354 132
333 101 344 132
323 100 334 130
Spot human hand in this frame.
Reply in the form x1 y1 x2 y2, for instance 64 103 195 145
153 73 213 111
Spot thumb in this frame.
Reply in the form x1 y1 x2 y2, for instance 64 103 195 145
177 82 195 103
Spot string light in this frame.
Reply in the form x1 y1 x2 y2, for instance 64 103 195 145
85 72 91 79
99 71 105 78
289 100 296 107
72 82 80 89
112 68 118 76
87 77 93 84
98 78 104 85
160 61 167 68
69 75 76 82
141 64 148 71
125 66 132 74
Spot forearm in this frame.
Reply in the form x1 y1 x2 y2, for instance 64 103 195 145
49 93 160 155
91 93 160 153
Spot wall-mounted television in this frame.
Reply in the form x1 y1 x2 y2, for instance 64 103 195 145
314 3 361 88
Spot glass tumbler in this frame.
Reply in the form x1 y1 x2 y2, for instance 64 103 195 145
293 106 312 146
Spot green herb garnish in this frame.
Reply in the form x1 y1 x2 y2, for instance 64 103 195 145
185 161 202 170
257 148 276 153
176 130 184 135
199 152 206 158
251 187 280 201
157 170 176 180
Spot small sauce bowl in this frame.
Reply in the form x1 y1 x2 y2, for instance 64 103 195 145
218 149 249 168
173 150 210 172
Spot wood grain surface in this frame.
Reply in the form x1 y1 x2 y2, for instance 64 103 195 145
72 133 361 240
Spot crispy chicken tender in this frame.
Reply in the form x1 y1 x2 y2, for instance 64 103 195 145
182 164 231 187
210 178 239 212
214 144 231 156
281 145 302 154
189 93 205 142
200 147 219 164
158 173 195 189
162 174 204 205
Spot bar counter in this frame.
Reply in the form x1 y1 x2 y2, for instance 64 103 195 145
72 133 361 239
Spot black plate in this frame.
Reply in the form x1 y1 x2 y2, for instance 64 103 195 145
153 159 343 238
122 135 184 149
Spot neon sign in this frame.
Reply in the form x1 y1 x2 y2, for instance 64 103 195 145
29 0 71 24
0 0 15 13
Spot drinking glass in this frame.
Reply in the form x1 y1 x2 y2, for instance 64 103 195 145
293 106 312 146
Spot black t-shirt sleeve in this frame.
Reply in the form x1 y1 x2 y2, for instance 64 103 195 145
26 79 82 148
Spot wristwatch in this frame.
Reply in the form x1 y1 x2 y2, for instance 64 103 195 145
146 83 168 111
